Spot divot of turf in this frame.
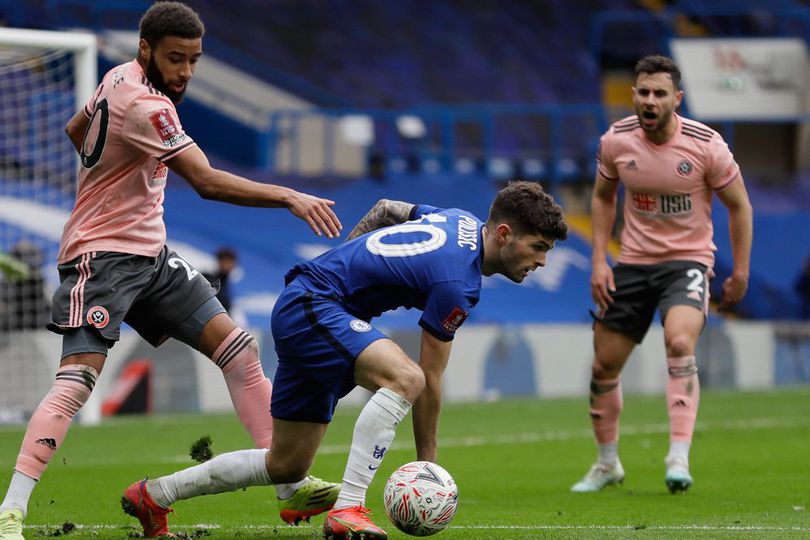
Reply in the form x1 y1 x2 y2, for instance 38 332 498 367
41 521 76 537
189 435 214 463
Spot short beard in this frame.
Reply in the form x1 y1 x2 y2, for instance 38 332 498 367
146 55 185 104
500 248 526 283
637 109 670 134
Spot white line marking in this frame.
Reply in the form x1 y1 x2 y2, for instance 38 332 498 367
25 523 810 532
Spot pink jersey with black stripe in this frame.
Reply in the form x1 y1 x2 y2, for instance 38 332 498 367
57 61 196 263
597 113 740 267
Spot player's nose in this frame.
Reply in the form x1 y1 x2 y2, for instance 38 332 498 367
179 62 193 80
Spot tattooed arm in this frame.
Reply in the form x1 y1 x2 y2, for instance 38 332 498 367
346 199 415 240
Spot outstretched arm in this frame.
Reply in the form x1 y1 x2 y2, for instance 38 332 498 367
347 199 415 240
412 330 453 462
166 145 342 238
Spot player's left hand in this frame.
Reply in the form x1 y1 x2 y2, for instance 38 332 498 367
286 191 343 238
718 272 748 311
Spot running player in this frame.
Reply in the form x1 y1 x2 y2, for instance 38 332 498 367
122 180 568 539
570 55 753 494
0 3 343 539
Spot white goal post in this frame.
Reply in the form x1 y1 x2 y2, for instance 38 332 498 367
0 28 100 424
0 27 96 116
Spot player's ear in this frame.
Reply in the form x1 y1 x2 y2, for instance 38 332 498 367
137 38 151 62
495 223 513 244
675 89 684 108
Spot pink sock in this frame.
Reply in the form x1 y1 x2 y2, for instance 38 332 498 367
589 376 622 444
15 365 97 480
213 328 273 449
667 355 700 442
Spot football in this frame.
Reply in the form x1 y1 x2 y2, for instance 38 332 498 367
383 461 459 536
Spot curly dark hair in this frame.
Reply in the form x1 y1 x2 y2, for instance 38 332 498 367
486 180 568 241
139 1 205 46
634 55 681 89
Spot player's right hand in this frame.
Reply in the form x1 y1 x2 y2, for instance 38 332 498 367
286 191 343 239
718 271 748 312
590 260 615 313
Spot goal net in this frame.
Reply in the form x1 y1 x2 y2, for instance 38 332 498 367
0 28 96 424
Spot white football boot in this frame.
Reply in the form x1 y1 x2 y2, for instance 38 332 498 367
0 508 24 540
570 458 625 493
665 456 693 494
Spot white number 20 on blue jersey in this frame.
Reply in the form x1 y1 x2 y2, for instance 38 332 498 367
365 214 448 257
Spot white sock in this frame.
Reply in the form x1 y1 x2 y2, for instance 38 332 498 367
151 449 271 507
334 388 411 510
0 471 37 516
275 477 310 501
666 441 691 464
597 442 618 466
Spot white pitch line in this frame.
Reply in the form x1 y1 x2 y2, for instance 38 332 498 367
25 523 810 532
456 524 810 531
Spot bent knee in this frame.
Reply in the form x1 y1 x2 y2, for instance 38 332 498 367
390 361 425 402
405 363 426 397
592 358 622 380
666 334 695 358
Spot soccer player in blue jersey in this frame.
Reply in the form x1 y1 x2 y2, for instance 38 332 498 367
123 180 567 539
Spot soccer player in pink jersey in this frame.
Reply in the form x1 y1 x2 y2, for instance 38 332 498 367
570 55 753 494
0 3 343 538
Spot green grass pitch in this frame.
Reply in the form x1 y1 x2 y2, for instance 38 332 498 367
1 387 809 539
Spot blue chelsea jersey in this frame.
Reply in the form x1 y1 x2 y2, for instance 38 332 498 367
284 205 484 341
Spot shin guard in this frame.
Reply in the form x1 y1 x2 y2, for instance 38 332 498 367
667 356 700 442
589 376 622 444
15 365 97 479
213 328 273 448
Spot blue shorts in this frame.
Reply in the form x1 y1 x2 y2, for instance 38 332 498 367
270 279 387 423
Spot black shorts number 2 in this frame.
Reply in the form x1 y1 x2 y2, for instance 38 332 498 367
48 246 217 347
593 260 710 343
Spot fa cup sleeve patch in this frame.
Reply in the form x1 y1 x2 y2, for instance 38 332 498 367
149 109 185 147
441 307 468 333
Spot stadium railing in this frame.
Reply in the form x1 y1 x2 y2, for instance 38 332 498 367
264 104 608 189
591 6 810 69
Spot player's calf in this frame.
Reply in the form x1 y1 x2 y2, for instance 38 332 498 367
15 365 97 481
667 356 700 442
213 328 274 449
